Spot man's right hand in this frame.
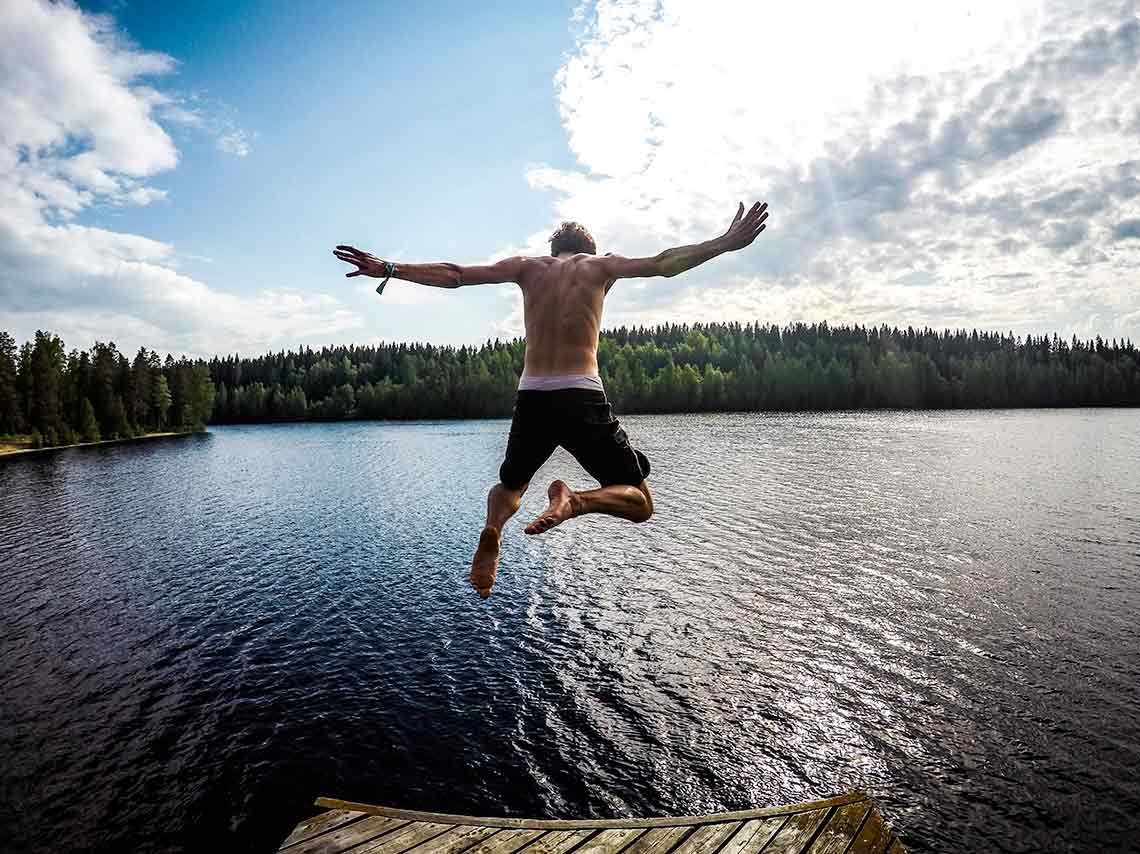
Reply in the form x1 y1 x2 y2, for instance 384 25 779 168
719 201 769 251
334 245 386 278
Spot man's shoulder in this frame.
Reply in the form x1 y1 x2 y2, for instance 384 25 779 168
517 254 607 263
516 254 611 282
514 255 553 276
520 254 612 272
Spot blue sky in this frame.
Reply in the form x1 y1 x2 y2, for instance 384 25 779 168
81 0 575 263
2 1 1139 356
78 0 580 347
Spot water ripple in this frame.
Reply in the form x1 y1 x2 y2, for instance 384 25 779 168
2 412 1139 853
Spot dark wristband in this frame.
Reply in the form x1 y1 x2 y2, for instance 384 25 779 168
376 261 396 295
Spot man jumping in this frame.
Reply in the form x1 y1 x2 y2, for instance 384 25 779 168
334 200 769 598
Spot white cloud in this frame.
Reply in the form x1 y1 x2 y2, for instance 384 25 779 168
0 0 347 355
523 0 1140 342
216 129 253 157
352 279 446 307
153 91 256 158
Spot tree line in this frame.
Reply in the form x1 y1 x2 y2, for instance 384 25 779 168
206 322 1138 422
3 323 1136 446
0 331 214 448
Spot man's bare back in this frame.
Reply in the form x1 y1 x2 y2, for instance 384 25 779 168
334 201 768 598
515 254 609 377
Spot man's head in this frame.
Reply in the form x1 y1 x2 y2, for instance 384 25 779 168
549 221 597 256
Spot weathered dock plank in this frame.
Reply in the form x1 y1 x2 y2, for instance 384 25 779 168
463 828 546 854
401 825 501 854
846 807 895 854
573 827 647 853
807 801 872 854
720 817 786 854
761 808 829 853
280 809 366 848
516 829 595 853
311 792 867 830
286 815 407 854
279 792 905 853
671 822 741 854
620 826 691 854
354 821 452 853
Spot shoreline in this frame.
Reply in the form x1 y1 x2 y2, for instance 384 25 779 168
0 430 201 458
205 402 1139 428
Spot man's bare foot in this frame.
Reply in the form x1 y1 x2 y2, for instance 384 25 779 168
470 526 500 598
525 480 580 535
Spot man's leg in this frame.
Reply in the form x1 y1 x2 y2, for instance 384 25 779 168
470 481 527 598
524 479 652 535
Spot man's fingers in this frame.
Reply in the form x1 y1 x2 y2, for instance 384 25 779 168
346 270 362 277
744 220 767 244
742 203 768 228
335 244 364 255
727 200 768 231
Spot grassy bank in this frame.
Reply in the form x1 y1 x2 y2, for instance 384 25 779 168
0 430 199 458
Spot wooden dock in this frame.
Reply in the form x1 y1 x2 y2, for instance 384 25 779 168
278 792 904 854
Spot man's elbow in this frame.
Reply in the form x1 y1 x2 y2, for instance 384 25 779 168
655 254 680 278
441 263 464 287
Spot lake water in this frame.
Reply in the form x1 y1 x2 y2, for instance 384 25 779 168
2 410 1138 853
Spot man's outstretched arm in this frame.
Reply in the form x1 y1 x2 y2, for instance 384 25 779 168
333 245 524 288
599 201 768 280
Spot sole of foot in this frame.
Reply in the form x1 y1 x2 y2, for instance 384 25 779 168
524 480 577 535
470 527 500 599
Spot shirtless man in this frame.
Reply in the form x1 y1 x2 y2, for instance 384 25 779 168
334 200 769 597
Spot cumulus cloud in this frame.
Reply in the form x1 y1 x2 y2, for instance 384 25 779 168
0 0 336 355
519 0 1140 342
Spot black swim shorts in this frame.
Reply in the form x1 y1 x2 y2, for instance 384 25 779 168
498 389 651 489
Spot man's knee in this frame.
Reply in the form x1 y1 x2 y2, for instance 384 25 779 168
632 481 653 522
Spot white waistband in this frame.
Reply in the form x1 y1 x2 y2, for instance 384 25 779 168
518 373 605 392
